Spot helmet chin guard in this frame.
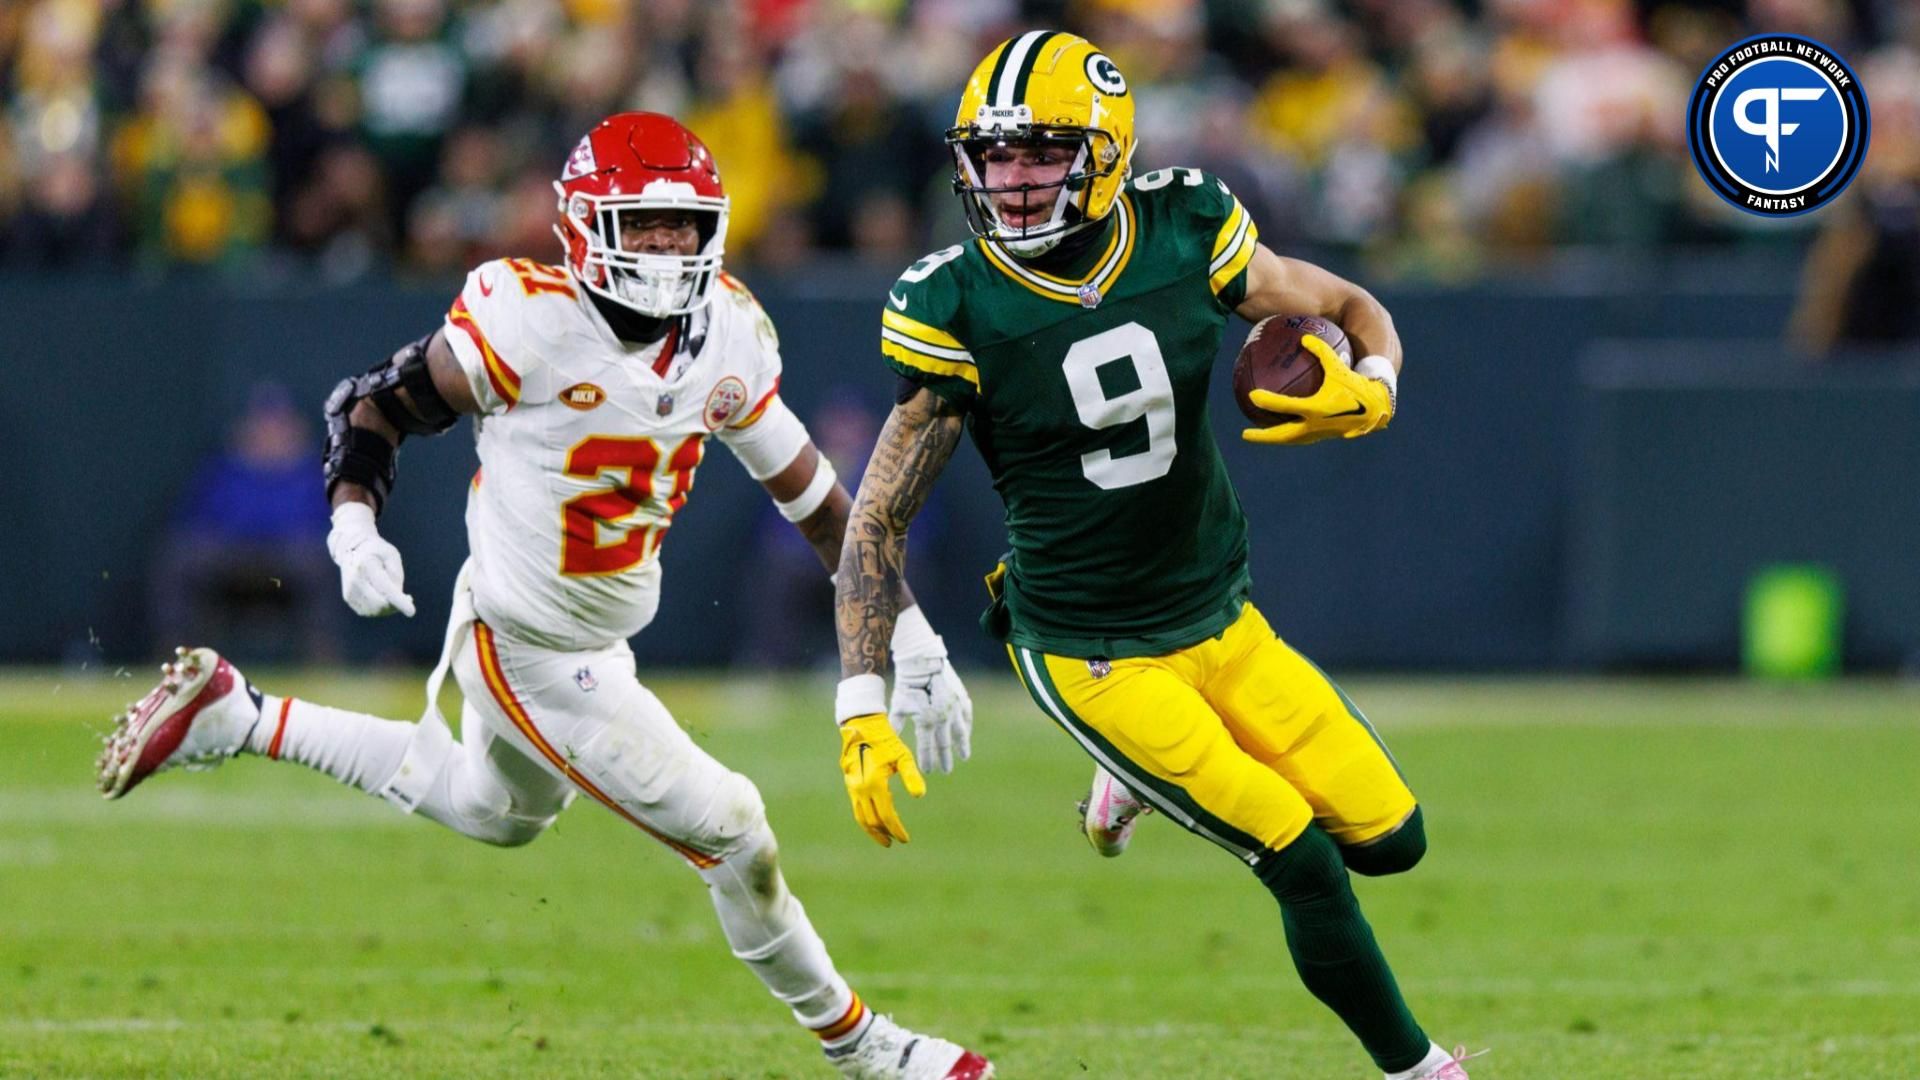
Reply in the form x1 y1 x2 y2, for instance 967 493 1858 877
553 113 730 318
553 181 727 318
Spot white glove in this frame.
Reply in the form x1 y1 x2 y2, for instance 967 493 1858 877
326 502 416 617
888 604 972 774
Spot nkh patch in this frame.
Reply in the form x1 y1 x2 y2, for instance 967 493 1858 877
562 136 597 180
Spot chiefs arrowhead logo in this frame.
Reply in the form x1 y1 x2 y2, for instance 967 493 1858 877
562 135 597 181
704 377 749 430
560 383 605 411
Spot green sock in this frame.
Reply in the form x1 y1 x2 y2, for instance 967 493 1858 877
1254 825 1429 1073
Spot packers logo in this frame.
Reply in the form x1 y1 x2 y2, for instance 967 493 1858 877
560 382 605 410
1085 53 1127 96
704 376 749 430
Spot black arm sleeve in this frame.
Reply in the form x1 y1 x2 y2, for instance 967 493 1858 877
321 335 460 513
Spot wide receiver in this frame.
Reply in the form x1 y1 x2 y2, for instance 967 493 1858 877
831 34 1474 1079
97 113 990 1080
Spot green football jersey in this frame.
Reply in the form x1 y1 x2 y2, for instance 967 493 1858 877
882 168 1262 659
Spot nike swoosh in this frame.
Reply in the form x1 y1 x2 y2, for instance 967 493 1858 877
888 291 908 310
858 744 870 773
478 272 494 297
1331 405 1366 418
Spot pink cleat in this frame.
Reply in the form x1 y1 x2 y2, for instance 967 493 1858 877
1077 766 1152 857
96 647 259 799
1400 1045 1487 1079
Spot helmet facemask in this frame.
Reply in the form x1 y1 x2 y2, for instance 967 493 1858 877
554 183 728 318
947 111 1124 257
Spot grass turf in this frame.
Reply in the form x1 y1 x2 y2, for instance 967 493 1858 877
2 669 1917 1078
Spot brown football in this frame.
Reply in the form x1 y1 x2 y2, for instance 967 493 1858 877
1232 315 1352 426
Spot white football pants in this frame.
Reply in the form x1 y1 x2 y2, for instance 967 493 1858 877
279 567 856 1032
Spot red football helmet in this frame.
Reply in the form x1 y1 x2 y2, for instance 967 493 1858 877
553 112 729 317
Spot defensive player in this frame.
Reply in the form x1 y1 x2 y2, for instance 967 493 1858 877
830 35 1473 1080
97 113 990 1080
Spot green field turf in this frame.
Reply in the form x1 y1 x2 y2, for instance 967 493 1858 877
2 669 1917 1078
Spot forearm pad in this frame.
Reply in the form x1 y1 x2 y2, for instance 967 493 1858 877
321 335 458 513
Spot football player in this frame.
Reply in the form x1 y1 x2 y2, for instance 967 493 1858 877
830 35 1475 1080
97 113 990 1080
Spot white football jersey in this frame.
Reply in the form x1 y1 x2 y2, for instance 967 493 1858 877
441 258 805 651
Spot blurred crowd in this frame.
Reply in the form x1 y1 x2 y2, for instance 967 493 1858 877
1 0 1917 283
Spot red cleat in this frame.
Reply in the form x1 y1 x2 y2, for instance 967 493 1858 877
96 647 258 799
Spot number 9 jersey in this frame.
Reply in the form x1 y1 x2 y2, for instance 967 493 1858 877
443 258 802 651
883 170 1261 660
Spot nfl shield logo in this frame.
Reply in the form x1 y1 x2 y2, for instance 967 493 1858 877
1077 283 1102 309
573 666 597 693
656 392 674 416
1088 659 1112 679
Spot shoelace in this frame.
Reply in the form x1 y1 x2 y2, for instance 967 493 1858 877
1441 1046 1490 1075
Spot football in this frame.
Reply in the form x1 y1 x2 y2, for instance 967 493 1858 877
1232 314 1353 426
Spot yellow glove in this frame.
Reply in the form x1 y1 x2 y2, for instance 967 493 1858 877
1242 334 1395 446
839 713 926 847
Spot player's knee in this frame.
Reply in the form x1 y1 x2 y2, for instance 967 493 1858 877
447 761 559 848
704 820 785 902
698 770 769 863
1340 806 1426 877
1252 824 1353 908
474 810 556 848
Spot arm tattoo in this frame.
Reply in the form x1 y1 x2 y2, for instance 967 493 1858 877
834 390 964 678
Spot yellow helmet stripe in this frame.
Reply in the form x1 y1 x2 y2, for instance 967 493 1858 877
992 30 1053 108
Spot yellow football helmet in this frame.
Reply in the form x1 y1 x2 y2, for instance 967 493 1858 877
947 31 1136 256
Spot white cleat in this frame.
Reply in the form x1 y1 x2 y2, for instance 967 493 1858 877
826 1013 993 1080
96 647 259 799
1077 765 1151 857
1394 1043 1487 1080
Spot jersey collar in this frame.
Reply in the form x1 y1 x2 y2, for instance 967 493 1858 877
978 194 1136 305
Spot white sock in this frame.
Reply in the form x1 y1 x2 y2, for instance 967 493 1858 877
249 694 411 795
697 826 865 1044
1386 1042 1453 1080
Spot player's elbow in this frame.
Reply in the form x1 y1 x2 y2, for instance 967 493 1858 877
850 493 912 542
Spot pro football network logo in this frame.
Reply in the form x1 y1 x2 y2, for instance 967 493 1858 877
1687 34 1869 217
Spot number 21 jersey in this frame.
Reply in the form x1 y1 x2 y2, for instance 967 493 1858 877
443 258 789 651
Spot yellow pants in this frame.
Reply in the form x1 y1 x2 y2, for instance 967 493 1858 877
1009 602 1415 861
